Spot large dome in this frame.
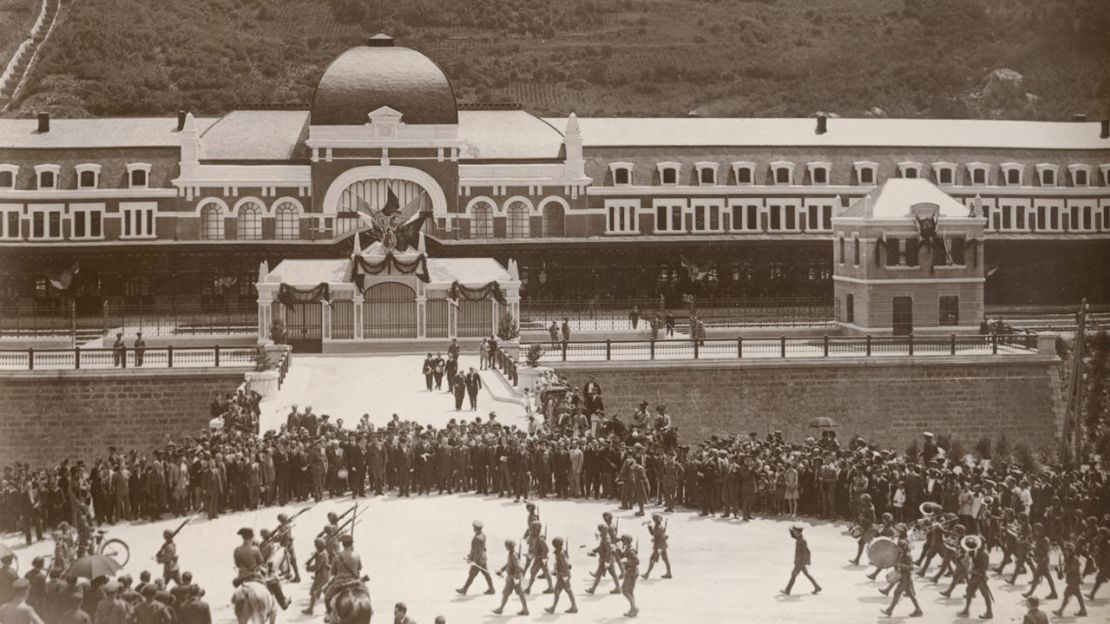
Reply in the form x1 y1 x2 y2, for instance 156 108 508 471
311 34 458 126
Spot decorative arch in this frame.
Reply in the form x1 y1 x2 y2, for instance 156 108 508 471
233 196 267 216
273 198 303 240
194 197 229 216
467 197 496 239
321 165 449 216
270 196 304 214
501 195 535 214
362 281 418 339
465 196 498 215
539 196 569 237
504 196 533 239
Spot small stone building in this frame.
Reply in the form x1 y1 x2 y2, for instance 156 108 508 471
832 179 986 334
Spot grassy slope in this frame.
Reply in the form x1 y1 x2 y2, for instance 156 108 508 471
6 0 1110 119
0 0 41 76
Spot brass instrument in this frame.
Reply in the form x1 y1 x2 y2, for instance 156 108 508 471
919 501 943 518
960 535 982 553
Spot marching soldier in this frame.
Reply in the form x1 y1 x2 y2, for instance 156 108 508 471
641 514 672 580
492 540 529 616
233 528 290 610
301 539 331 615
660 453 681 512
617 535 639 618
880 539 923 618
544 537 578 614
782 525 821 596
457 520 495 596
1053 542 1086 617
274 513 301 583
585 523 621 595
849 493 875 566
1021 524 1057 601
957 536 993 620
155 530 181 586
523 524 554 594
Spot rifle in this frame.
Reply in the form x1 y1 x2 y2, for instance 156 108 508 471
315 502 358 539
261 503 316 545
306 517 365 569
155 511 199 561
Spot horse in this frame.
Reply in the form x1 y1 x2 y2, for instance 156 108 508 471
231 581 277 624
329 583 373 624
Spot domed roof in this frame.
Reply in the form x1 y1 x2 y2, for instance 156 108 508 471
311 34 458 126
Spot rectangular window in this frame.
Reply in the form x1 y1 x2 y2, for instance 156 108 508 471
784 205 796 230
972 169 986 184
614 168 630 185
1015 206 1025 230
1001 205 1012 230
29 205 64 240
859 168 874 184
1069 206 1079 230
939 296 959 325
699 168 715 184
904 168 918 179
853 236 860 265
661 168 677 185
605 200 639 234
130 169 148 188
769 205 781 230
0 171 13 189
39 171 56 189
736 167 752 184
885 238 901 266
774 168 790 184
690 200 722 232
838 236 845 264
905 238 920 267
1006 169 1020 185
121 202 157 239
938 169 953 184
1036 205 1046 230
1050 206 1060 230
812 168 827 184
0 205 20 239
653 200 684 233
846 294 854 323
1074 170 1088 186
71 204 105 240
1042 169 1056 186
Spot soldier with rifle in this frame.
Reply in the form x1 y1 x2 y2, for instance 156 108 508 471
492 540 529 616
301 538 331 616
456 520 495 596
156 513 196 586
641 513 672 580
585 523 621 595
544 537 578 614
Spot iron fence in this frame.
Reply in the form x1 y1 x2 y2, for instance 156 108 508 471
520 297 833 331
0 345 257 371
0 301 257 340
524 333 1039 363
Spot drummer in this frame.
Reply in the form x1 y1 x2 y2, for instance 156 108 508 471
866 513 897 581
849 493 876 566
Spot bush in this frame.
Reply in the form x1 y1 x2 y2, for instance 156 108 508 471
253 346 272 372
1014 442 1039 473
525 344 545 367
270 319 288 345
904 439 920 462
497 311 520 341
974 436 992 460
993 434 1011 462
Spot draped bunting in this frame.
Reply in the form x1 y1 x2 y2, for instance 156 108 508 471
449 280 506 305
278 283 330 306
351 252 430 290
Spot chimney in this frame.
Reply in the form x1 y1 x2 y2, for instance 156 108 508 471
37 112 49 133
177 110 187 131
1102 119 1109 139
815 113 827 135
1071 113 1087 122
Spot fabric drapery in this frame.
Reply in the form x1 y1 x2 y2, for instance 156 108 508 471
278 283 330 306
351 252 430 289
448 280 506 305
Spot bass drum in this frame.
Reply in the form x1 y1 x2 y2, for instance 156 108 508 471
885 569 901 584
867 537 899 569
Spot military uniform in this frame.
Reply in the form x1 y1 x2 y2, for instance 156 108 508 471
544 540 578 614
642 516 672 579
457 522 495 595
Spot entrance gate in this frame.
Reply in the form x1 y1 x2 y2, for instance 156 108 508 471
892 296 913 336
363 282 417 339
283 302 323 353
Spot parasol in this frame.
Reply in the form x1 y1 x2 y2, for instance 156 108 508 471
0 542 16 573
65 554 123 581
808 417 837 429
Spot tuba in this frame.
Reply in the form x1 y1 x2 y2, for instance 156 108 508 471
961 535 982 553
919 501 943 518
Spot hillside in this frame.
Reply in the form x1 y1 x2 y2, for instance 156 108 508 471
4 0 1110 120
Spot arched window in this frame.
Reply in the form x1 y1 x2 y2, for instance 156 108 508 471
541 200 565 237
274 201 300 240
507 201 530 238
200 204 224 240
471 200 494 238
237 201 263 240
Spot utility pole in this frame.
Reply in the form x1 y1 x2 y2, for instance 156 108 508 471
1063 298 1089 462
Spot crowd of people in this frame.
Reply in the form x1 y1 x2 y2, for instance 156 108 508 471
2 368 1110 621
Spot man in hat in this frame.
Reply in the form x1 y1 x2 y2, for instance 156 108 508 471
176 587 211 624
0 579 43 624
492 540 529 616
957 535 994 619
1023 596 1049 624
642 513 672 580
131 585 172 624
631 401 650 432
618 535 639 617
93 581 129 624
544 537 578 614
112 333 125 367
585 522 621 596
233 528 290 610
523 522 553 595
782 526 821 595
301 539 331 615
274 513 301 583
458 520 495 596
921 432 938 465
133 332 146 367
422 353 436 391
322 534 363 616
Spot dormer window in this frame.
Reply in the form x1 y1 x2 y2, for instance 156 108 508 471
853 161 877 185
731 161 755 185
34 164 60 190
967 162 989 186
1067 165 1090 187
0 165 17 189
1035 163 1059 187
770 161 794 185
657 162 680 186
1001 162 1024 186
75 164 101 189
127 163 152 189
807 162 830 185
932 162 956 185
609 162 633 186
897 161 923 179
695 162 717 185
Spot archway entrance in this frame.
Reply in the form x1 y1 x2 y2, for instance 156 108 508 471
363 282 417 339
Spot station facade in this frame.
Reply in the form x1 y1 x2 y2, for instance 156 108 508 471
1 33 1109 322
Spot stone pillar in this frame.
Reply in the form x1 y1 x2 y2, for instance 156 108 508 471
354 300 364 339
255 283 277 345
448 302 458 338
416 280 427 339
1037 332 1059 356
321 300 332 340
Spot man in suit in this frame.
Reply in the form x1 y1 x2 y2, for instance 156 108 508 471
422 354 436 391
464 368 483 411
582 377 602 416
431 353 445 391
452 372 467 411
445 355 459 393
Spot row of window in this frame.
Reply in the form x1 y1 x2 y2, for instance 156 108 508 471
975 199 1110 233
841 295 960 326
836 235 967 268
197 200 302 240
608 160 1109 187
602 198 836 234
0 203 156 241
0 164 151 191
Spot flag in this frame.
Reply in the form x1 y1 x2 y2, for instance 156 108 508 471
381 187 400 216
47 262 79 291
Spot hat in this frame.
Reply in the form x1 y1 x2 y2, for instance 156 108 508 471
339 534 353 546
472 520 483 529
12 579 29 590
923 432 934 438
789 525 803 535
237 527 254 539
141 585 157 597
103 581 121 593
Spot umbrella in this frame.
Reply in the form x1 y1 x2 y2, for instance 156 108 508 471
809 417 837 429
65 554 122 581
0 542 16 572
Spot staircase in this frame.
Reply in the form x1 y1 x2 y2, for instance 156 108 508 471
0 0 62 109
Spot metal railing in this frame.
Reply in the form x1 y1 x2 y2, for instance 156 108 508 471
520 297 833 331
0 300 257 340
493 346 518 386
276 349 292 388
524 333 1040 363
0 345 258 371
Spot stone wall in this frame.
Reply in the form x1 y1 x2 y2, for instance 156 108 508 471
0 369 244 468
556 355 1063 451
